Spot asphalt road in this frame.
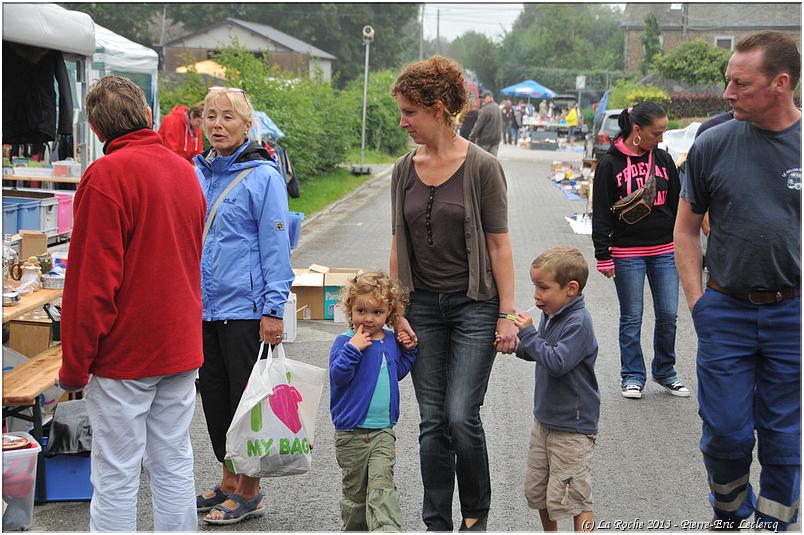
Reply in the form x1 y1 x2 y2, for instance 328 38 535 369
32 143 743 532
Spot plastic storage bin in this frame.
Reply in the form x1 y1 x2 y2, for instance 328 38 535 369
55 194 73 234
3 202 19 235
5 195 57 235
4 198 41 232
288 211 304 249
2 432 41 531
35 437 93 502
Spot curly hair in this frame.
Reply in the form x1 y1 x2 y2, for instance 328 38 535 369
337 272 409 331
391 55 468 131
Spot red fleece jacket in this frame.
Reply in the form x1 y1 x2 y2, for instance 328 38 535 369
59 129 206 386
158 105 203 162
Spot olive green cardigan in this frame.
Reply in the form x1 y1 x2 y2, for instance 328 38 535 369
391 143 509 300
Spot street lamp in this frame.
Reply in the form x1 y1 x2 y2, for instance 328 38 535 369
352 25 374 176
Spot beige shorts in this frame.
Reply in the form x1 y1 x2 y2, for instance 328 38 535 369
524 419 596 520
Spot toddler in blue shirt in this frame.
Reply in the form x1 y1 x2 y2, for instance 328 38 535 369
329 272 417 531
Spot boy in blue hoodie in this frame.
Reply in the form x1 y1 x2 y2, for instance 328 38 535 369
508 246 600 532
329 272 417 532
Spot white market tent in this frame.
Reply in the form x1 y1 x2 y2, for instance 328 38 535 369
3 3 95 174
89 25 161 161
3 3 95 57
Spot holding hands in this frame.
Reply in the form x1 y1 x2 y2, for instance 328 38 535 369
394 316 419 352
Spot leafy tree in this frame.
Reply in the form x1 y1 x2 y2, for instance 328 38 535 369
62 3 420 87
608 79 669 109
640 11 662 75
446 32 500 93
653 40 731 85
497 4 623 87
227 3 420 87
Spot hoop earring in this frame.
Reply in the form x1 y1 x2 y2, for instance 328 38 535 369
632 134 641 146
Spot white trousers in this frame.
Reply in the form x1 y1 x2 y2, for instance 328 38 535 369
84 370 198 532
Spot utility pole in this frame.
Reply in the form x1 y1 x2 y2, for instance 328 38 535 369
436 9 440 55
682 3 689 41
419 4 424 60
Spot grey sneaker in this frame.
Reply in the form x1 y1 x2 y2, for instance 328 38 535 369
657 379 691 397
621 384 643 399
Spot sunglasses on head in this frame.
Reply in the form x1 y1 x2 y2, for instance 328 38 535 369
208 86 250 102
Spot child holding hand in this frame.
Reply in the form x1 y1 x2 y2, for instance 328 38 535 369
507 246 600 532
329 272 417 532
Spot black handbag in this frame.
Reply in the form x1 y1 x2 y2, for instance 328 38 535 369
611 150 657 224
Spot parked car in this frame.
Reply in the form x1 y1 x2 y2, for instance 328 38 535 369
584 108 622 159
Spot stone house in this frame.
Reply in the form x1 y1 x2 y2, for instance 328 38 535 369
164 18 336 81
621 3 801 72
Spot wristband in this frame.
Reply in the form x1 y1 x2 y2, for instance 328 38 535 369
498 313 517 322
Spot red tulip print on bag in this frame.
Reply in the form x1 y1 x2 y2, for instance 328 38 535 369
269 383 303 433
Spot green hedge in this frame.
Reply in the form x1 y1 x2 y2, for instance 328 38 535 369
608 79 669 109
665 93 730 119
159 44 408 181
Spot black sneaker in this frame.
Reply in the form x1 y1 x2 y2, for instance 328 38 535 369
656 379 691 397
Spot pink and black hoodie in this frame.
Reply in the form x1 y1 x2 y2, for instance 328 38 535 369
591 137 680 271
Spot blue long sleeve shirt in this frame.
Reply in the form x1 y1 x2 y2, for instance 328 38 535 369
515 295 600 435
329 329 417 431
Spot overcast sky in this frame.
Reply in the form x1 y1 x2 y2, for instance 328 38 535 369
421 3 525 42
420 3 625 42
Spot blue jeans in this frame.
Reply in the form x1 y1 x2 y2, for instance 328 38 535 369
612 253 679 387
693 289 801 529
406 290 499 531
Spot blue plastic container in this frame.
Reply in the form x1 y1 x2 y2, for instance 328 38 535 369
34 437 93 502
5 198 40 232
3 202 19 235
288 211 304 249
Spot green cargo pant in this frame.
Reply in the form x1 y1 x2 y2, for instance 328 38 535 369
334 427 405 532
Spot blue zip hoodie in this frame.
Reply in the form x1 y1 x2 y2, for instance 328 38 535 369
194 141 294 321
515 295 600 435
329 329 417 431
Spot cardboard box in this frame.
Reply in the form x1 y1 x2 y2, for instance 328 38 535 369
324 269 360 320
550 161 575 174
19 230 47 260
291 269 324 320
8 309 52 357
291 265 361 320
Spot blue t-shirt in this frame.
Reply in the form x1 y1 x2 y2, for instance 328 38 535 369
683 118 801 292
360 355 391 428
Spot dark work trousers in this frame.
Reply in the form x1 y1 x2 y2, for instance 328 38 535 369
199 320 261 463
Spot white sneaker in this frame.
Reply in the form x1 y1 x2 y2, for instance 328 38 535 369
621 384 643 399
657 379 691 397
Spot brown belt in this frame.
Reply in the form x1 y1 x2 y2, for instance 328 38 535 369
707 277 801 305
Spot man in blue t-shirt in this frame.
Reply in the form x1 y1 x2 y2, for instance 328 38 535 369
674 31 801 531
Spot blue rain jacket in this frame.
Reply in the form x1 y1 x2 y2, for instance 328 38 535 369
194 141 294 321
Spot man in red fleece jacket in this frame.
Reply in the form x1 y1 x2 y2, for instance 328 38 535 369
58 75 206 531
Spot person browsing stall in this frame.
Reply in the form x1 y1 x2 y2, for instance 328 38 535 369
193 86 294 526
329 272 418 532
58 75 206 532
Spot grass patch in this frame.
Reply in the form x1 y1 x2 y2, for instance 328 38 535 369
344 147 402 165
288 167 372 216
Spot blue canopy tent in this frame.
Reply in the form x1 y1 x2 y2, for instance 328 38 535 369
500 79 557 102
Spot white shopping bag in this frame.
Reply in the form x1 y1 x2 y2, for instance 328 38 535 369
224 342 325 477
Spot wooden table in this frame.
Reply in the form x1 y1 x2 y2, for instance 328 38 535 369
3 287 64 503
3 288 63 324
3 174 81 184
